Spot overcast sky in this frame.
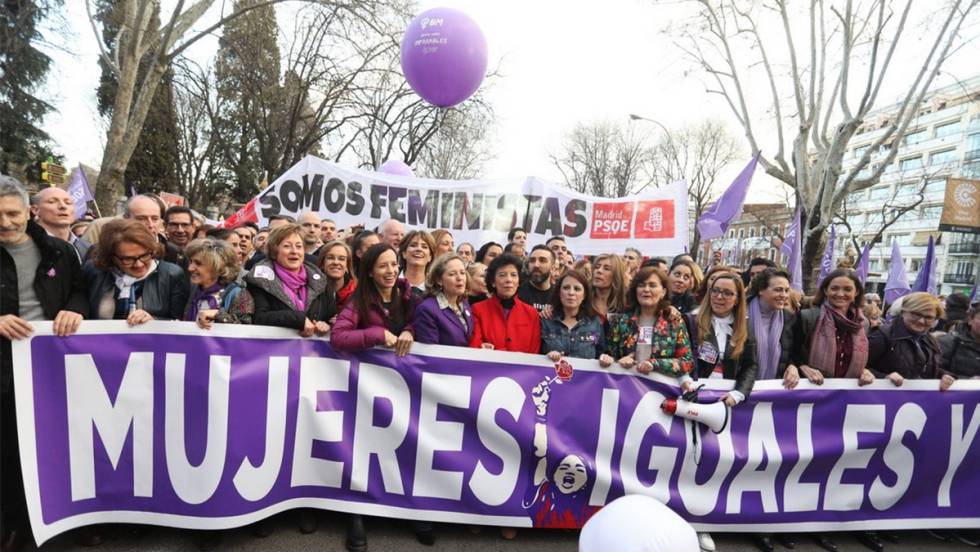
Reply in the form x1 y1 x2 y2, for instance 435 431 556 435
40 0 980 203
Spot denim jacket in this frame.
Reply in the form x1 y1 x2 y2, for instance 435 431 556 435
540 316 606 359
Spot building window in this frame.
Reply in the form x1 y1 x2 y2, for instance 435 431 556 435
869 186 891 200
899 156 923 171
924 178 947 195
749 228 756 238
738 229 744 239
966 132 980 159
935 120 961 139
929 148 958 166
920 205 942 219
853 145 870 159
890 234 912 246
904 129 927 145
895 181 919 197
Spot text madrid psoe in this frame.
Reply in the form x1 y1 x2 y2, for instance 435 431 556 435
62 353 978 513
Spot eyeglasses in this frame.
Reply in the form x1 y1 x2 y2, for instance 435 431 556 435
903 311 936 324
709 287 737 299
114 252 153 266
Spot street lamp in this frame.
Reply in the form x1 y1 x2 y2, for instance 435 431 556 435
628 113 672 140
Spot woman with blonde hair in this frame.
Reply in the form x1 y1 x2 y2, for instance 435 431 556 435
667 259 701 314
414 253 472 347
183 239 249 328
868 292 954 390
431 229 455 256
687 273 757 405
591 253 628 322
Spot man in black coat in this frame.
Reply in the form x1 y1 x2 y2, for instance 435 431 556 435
1 176 88 549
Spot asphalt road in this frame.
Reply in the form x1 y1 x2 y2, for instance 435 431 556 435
23 513 980 552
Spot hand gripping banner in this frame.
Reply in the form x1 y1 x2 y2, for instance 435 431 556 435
12 322 980 544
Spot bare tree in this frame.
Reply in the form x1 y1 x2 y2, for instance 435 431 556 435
85 0 396 212
171 58 228 211
414 106 495 180
648 119 741 253
675 0 978 288
550 120 657 197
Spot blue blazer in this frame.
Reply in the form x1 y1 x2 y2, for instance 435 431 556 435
414 296 474 347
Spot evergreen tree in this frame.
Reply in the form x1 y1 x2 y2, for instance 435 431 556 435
214 0 281 203
0 0 62 178
95 0 179 195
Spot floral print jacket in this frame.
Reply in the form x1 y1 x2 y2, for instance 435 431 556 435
606 310 694 376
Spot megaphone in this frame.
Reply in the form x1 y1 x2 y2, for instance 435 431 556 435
661 397 729 434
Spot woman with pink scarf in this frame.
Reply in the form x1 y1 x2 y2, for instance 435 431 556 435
788 268 879 552
789 269 874 386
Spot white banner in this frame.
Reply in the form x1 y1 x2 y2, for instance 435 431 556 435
241 156 688 256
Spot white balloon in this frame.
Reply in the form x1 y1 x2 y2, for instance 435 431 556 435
579 494 699 552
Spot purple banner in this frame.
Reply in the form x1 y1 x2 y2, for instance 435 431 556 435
13 322 980 544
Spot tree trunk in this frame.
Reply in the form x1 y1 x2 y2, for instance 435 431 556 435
802 228 824 293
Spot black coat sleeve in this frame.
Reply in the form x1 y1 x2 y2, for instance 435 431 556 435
64 248 90 316
249 287 306 330
733 334 759 400
866 326 890 377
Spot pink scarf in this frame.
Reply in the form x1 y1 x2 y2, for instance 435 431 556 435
273 262 308 311
808 303 868 378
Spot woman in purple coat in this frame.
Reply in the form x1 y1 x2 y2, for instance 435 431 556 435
415 253 473 346
331 243 415 356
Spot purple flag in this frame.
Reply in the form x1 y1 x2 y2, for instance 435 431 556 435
884 240 911 305
66 165 94 219
696 153 760 241
911 236 938 294
969 284 977 304
819 225 836 282
784 208 803 291
855 243 872 283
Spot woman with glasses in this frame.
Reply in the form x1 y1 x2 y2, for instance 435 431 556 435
84 218 189 324
687 273 757 403
868 292 954 390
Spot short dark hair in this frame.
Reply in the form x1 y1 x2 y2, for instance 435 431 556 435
642 257 667 269
627 266 672 316
507 227 527 241
546 236 566 246
550 269 596 319
749 257 777 269
268 214 295 224
671 253 694 265
485 253 523 295
529 244 555 261
747 268 792 299
164 205 193 223
238 221 259 232
205 228 236 241
475 241 503 264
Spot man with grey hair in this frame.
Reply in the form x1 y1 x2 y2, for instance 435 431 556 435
378 218 405 250
30 186 91 262
1 175 88 547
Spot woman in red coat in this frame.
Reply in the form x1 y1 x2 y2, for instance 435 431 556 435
470 253 541 352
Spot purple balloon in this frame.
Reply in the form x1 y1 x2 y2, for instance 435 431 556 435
400 7 488 108
378 159 415 177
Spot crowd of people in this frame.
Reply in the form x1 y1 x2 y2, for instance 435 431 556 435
1 174 978 552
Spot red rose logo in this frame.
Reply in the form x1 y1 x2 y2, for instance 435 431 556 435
555 359 574 383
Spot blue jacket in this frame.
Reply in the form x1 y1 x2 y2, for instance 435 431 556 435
414 295 473 347
540 316 606 359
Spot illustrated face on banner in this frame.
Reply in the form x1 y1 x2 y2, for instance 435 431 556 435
554 454 588 494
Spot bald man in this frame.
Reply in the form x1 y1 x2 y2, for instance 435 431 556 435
378 218 405 250
123 194 187 268
297 211 321 254
30 187 91 262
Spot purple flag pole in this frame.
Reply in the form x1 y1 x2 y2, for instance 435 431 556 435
855 242 872 284
911 236 936 294
884 240 911 305
696 153 760 241
66 165 95 219
819 225 836 282
970 284 977 304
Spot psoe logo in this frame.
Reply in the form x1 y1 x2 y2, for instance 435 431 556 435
590 202 634 239
633 200 675 239
953 181 977 209
420 17 445 30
